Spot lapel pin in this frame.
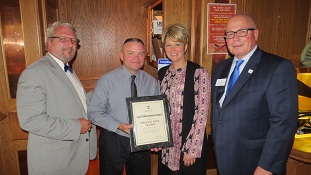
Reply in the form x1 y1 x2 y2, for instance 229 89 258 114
248 69 253 74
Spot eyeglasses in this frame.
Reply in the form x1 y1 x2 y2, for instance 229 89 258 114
49 36 80 45
224 28 256 39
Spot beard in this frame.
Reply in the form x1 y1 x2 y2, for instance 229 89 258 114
61 47 76 63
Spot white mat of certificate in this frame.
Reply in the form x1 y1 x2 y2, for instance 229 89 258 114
132 100 168 146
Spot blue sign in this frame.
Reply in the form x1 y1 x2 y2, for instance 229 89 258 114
158 58 172 71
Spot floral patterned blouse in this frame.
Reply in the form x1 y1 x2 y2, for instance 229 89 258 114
160 65 211 171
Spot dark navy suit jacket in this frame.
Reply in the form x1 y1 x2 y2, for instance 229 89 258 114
211 48 298 175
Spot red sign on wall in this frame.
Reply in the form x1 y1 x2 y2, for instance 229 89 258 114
207 3 236 54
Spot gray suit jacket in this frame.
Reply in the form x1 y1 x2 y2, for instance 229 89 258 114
17 54 97 175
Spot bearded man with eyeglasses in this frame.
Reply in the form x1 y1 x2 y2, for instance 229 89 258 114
16 22 97 175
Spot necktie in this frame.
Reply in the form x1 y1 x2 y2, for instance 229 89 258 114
226 60 244 94
64 64 73 73
131 75 137 97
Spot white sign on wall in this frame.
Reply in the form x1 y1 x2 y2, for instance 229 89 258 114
153 20 162 35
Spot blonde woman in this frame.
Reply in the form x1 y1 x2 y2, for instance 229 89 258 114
158 24 211 175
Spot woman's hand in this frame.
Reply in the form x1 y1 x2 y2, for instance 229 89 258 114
151 147 162 152
183 153 196 167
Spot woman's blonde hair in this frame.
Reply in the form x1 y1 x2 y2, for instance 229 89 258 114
161 24 189 46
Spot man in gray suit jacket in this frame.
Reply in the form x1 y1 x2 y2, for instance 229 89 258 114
211 14 298 175
17 22 96 175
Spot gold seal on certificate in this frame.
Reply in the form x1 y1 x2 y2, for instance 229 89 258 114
126 95 173 152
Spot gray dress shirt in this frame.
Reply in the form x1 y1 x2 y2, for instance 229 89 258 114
88 66 160 137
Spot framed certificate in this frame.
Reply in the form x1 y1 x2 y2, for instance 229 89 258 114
126 95 173 152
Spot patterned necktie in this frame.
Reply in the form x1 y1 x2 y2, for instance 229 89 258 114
64 64 73 73
226 60 244 94
131 75 137 97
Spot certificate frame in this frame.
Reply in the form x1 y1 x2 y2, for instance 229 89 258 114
126 95 173 152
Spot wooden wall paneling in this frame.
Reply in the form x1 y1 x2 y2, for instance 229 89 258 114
145 4 152 61
287 158 296 175
0 133 4 175
0 30 7 175
287 157 311 175
58 0 147 79
60 0 118 77
191 0 203 65
0 18 9 114
0 0 42 174
163 0 192 60
38 0 59 53
14 140 28 175
19 0 42 66
1 1 27 99
80 77 99 93
163 0 192 28
8 112 28 140
112 0 147 59
151 152 158 175
143 0 164 77
143 60 159 78
231 0 311 68
242 0 280 56
0 117 19 175
57 0 68 21
201 0 216 136
277 0 311 67
0 0 58 174
0 2 16 174
189 0 196 63
201 0 216 75
1 127 6 175
46 0 59 25
37 0 46 54
13 140 28 152
0 112 6 121
0 30 8 124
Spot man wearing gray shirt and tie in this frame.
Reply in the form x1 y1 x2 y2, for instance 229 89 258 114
88 38 160 175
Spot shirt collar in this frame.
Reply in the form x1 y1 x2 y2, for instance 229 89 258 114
233 45 258 62
121 66 141 79
48 52 66 71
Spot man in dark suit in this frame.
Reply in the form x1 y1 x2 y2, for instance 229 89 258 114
211 13 298 175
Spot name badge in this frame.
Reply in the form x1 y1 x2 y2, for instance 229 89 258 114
215 78 227 86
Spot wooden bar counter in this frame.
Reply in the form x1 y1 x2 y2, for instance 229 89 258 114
287 134 311 175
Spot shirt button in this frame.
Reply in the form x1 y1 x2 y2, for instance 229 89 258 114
86 138 89 142
219 120 222 124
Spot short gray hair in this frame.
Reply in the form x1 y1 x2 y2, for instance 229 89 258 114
45 22 76 49
122 38 145 50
